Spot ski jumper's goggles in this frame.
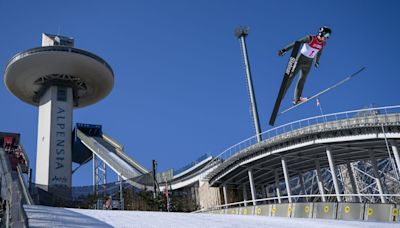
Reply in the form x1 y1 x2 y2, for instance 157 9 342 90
323 33 330 38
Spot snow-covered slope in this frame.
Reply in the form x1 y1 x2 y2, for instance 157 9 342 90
24 205 398 228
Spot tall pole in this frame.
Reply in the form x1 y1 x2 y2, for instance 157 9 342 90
152 160 157 199
165 180 170 212
235 27 262 143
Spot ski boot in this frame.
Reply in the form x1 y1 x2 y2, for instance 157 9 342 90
293 97 308 105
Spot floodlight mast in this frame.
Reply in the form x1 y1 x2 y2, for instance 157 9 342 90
235 27 262 143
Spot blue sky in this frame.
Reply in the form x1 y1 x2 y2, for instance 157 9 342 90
1 1 399 186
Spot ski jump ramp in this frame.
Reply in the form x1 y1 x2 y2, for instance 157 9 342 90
74 125 151 189
74 123 214 191
76 129 148 177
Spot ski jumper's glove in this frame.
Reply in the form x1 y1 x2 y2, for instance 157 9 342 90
315 62 319 68
278 49 286 56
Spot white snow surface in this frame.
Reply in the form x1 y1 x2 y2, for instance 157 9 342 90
24 205 399 228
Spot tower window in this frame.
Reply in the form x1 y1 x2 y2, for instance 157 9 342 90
57 87 67 102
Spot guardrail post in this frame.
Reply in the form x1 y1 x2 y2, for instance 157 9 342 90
274 169 282 203
315 160 326 202
248 169 257 205
281 157 292 203
326 146 342 202
369 151 386 203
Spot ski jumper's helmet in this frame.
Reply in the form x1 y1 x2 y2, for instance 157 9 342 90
318 26 332 38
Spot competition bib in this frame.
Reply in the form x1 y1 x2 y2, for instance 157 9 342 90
300 36 324 58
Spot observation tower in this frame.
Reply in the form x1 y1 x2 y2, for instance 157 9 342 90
3 33 114 194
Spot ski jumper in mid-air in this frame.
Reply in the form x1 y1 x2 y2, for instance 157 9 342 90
278 26 332 104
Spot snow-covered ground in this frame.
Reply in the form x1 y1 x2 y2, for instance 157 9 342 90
24 205 399 228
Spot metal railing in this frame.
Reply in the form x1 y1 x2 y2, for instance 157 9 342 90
0 148 29 227
16 165 33 206
173 154 211 176
194 193 400 213
206 105 400 170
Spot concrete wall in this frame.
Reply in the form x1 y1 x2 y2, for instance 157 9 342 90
271 203 292 217
292 202 313 218
313 202 337 219
254 205 271 216
239 206 255 215
337 203 364 221
364 203 395 222
205 202 400 223
198 180 222 210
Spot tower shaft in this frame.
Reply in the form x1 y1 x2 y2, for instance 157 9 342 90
36 86 73 191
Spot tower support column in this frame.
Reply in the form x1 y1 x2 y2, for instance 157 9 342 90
390 141 400 178
248 169 257 205
35 85 73 194
281 157 292 203
326 147 341 202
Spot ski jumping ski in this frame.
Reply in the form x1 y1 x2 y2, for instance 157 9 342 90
269 41 301 126
281 66 366 114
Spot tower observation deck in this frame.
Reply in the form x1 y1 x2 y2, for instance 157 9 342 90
3 33 114 196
